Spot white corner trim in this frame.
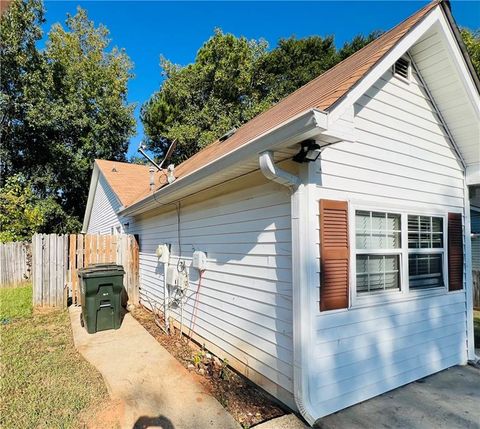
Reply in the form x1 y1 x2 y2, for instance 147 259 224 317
464 180 476 361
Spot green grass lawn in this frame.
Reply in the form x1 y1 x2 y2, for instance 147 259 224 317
0 285 110 429
474 310 480 350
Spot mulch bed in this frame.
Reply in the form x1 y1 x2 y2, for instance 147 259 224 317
131 306 287 428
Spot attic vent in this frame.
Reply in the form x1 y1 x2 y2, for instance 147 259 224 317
393 57 410 81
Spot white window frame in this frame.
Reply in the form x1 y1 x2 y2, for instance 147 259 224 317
349 203 449 307
406 213 448 294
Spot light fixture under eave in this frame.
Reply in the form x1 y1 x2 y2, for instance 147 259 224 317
293 140 321 163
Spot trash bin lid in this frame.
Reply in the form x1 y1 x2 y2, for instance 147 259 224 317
78 263 125 277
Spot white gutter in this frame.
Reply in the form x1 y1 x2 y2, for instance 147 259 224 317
259 151 317 426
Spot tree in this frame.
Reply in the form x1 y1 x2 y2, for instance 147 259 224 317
257 35 338 102
0 175 80 242
461 28 480 78
141 30 381 164
142 29 270 163
1 0 135 233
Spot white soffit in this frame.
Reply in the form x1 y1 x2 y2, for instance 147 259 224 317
410 15 480 168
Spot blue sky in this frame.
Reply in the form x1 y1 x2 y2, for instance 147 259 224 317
40 1 480 159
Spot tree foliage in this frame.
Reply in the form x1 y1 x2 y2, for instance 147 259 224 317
0 175 81 243
461 27 480 78
1 0 135 238
141 29 381 164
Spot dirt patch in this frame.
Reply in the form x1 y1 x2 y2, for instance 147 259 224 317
78 398 125 429
131 306 287 428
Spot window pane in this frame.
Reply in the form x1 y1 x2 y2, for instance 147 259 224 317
432 217 443 233
387 231 401 248
356 254 400 294
387 213 401 230
409 253 444 289
356 210 401 250
408 215 443 250
371 212 386 230
355 211 370 249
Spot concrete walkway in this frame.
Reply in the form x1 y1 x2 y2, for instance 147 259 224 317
69 307 240 429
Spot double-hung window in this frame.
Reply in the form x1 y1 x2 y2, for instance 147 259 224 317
408 215 445 290
355 211 402 294
354 209 446 297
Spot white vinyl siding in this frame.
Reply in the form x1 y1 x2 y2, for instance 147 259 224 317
128 180 295 407
87 175 122 234
311 63 467 417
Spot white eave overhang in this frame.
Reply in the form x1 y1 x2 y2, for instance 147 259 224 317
119 109 335 217
82 164 100 233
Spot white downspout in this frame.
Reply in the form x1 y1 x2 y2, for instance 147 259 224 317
259 151 317 425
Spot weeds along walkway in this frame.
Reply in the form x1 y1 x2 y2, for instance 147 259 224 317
69 306 240 429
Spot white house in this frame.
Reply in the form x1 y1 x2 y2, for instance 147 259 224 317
83 1 480 425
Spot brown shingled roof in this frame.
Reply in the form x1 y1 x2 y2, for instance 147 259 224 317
95 159 162 207
99 0 442 208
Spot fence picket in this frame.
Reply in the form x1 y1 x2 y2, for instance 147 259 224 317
30 233 139 308
0 241 31 287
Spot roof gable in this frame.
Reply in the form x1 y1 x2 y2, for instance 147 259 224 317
95 159 161 207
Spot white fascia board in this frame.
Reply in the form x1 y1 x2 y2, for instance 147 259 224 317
82 164 100 233
466 163 480 186
328 8 441 124
119 109 329 217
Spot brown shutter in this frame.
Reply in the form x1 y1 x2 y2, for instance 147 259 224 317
448 212 463 291
319 199 349 311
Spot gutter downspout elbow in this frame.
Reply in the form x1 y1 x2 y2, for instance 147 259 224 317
259 150 317 426
259 151 300 188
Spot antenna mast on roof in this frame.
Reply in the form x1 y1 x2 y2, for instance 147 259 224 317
137 139 177 171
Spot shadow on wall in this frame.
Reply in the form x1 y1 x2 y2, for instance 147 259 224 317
133 414 175 429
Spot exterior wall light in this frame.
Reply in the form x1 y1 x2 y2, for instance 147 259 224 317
293 140 322 163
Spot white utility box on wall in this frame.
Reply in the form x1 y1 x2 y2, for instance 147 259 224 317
192 250 207 271
166 265 178 286
156 244 170 263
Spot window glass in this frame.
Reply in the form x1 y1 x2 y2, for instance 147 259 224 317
408 215 443 249
356 255 400 293
409 254 444 289
407 215 444 290
356 211 401 250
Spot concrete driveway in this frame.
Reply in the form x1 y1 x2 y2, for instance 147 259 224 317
317 365 480 429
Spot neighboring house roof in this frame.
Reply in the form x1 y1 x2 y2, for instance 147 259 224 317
87 0 478 217
95 159 161 207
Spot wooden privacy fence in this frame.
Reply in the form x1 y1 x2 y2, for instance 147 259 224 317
32 233 139 308
0 241 31 287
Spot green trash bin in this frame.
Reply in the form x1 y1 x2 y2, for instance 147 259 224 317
78 263 125 334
